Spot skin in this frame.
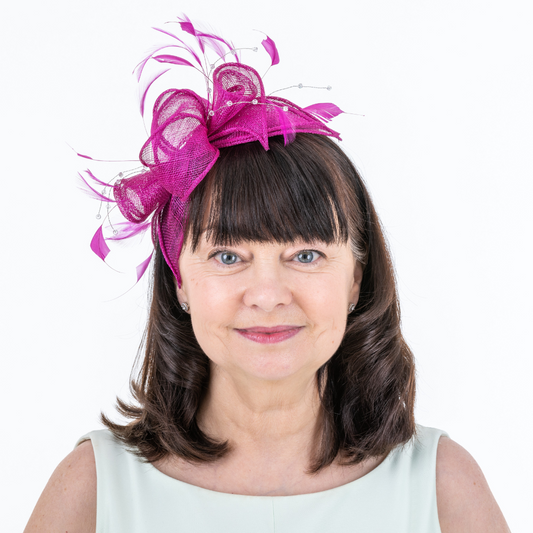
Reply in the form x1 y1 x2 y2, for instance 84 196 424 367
24 238 511 532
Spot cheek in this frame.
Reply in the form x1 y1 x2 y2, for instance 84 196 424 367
300 272 349 312
184 265 238 311
198 275 241 313
296 275 349 342
188 276 240 350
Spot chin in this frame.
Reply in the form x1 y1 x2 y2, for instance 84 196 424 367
232 349 325 384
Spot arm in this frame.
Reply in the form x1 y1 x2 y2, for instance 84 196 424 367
436 436 510 533
24 440 97 533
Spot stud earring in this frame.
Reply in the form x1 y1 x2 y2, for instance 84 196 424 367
348 303 356 313
181 302 190 312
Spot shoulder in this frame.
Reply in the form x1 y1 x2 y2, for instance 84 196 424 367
24 440 96 533
436 436 510 533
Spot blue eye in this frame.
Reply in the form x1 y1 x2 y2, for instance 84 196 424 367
217 251 239 265
296 250 318 263
210 249 322 266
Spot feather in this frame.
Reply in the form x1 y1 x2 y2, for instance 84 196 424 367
77 172 113 203
90 225 111 261
178 14 205 53
262 35 280 66
176 15 234 60
83 169 114 189
303 103 344 122
140 68 171 116
67 144 137 163
136 252 153 281
228 40 240 62
151 27 203 67
133 53 153 82
196 31 231 59
107 221 151 241
133 44 181 81
73 150 96 161
153 54 195 68
276 106 296 145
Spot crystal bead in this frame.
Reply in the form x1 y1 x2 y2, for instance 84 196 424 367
283 106 288 112
252 47 258 52
113 230 118 235
226 101 233 106
252 99 258 105
327 85 332 90
118 172 123 178
209 110 215 116
96 214 101 220
298 83 303 88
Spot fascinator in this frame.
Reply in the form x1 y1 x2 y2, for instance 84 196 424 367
80 15 345 287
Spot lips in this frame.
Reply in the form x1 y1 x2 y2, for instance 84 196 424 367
235 325 303 344
238 326 300 333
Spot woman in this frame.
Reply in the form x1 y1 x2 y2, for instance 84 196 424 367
25 17 510 533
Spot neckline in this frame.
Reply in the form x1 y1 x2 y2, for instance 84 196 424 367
145 445 398 499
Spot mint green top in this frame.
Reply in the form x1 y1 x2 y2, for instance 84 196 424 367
76 424 447 532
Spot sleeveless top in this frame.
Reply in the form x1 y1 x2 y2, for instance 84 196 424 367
76 424 447 533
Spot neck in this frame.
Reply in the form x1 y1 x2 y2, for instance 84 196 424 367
161 364 384 496
198 364 323 466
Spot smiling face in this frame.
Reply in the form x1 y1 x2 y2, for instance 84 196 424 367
177 237 362 383
172 134 368 386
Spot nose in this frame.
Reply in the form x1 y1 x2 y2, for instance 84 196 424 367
242 263 293 313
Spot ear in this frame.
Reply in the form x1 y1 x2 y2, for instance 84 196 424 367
175 247 189 306
176 284 188 306
349 261 364 305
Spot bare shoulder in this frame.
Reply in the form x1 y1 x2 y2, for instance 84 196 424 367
436 436 510 533
24 439 97 533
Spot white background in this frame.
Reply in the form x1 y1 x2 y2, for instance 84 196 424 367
1 1 531 531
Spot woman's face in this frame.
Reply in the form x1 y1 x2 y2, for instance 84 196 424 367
177 236 362 384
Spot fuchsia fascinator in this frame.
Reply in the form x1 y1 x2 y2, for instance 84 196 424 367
82 15 345 287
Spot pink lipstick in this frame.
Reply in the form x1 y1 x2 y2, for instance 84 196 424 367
235 325 303 344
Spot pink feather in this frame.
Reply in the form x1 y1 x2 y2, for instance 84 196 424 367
68 145 137 163
153 54 195 68
134 53 154 82
134 44 183 81
276 106 296 145
74 151 96 161
303 103 344 122
196 31 232 59
176 15 234 60
83 169 114 189
178 14 205 53
77 172 113 203
228 40 240 62
107 221 151 241
136 252 153 281
151 27 203 67
90 225 111 261
140 68 171 116
262 35 280 66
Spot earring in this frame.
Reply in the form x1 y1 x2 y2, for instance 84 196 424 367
348 303 356 313
181 302 190 313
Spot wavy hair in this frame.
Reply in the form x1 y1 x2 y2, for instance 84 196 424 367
102 134 416 473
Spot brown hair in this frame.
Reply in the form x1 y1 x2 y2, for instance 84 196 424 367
102 133 416 473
